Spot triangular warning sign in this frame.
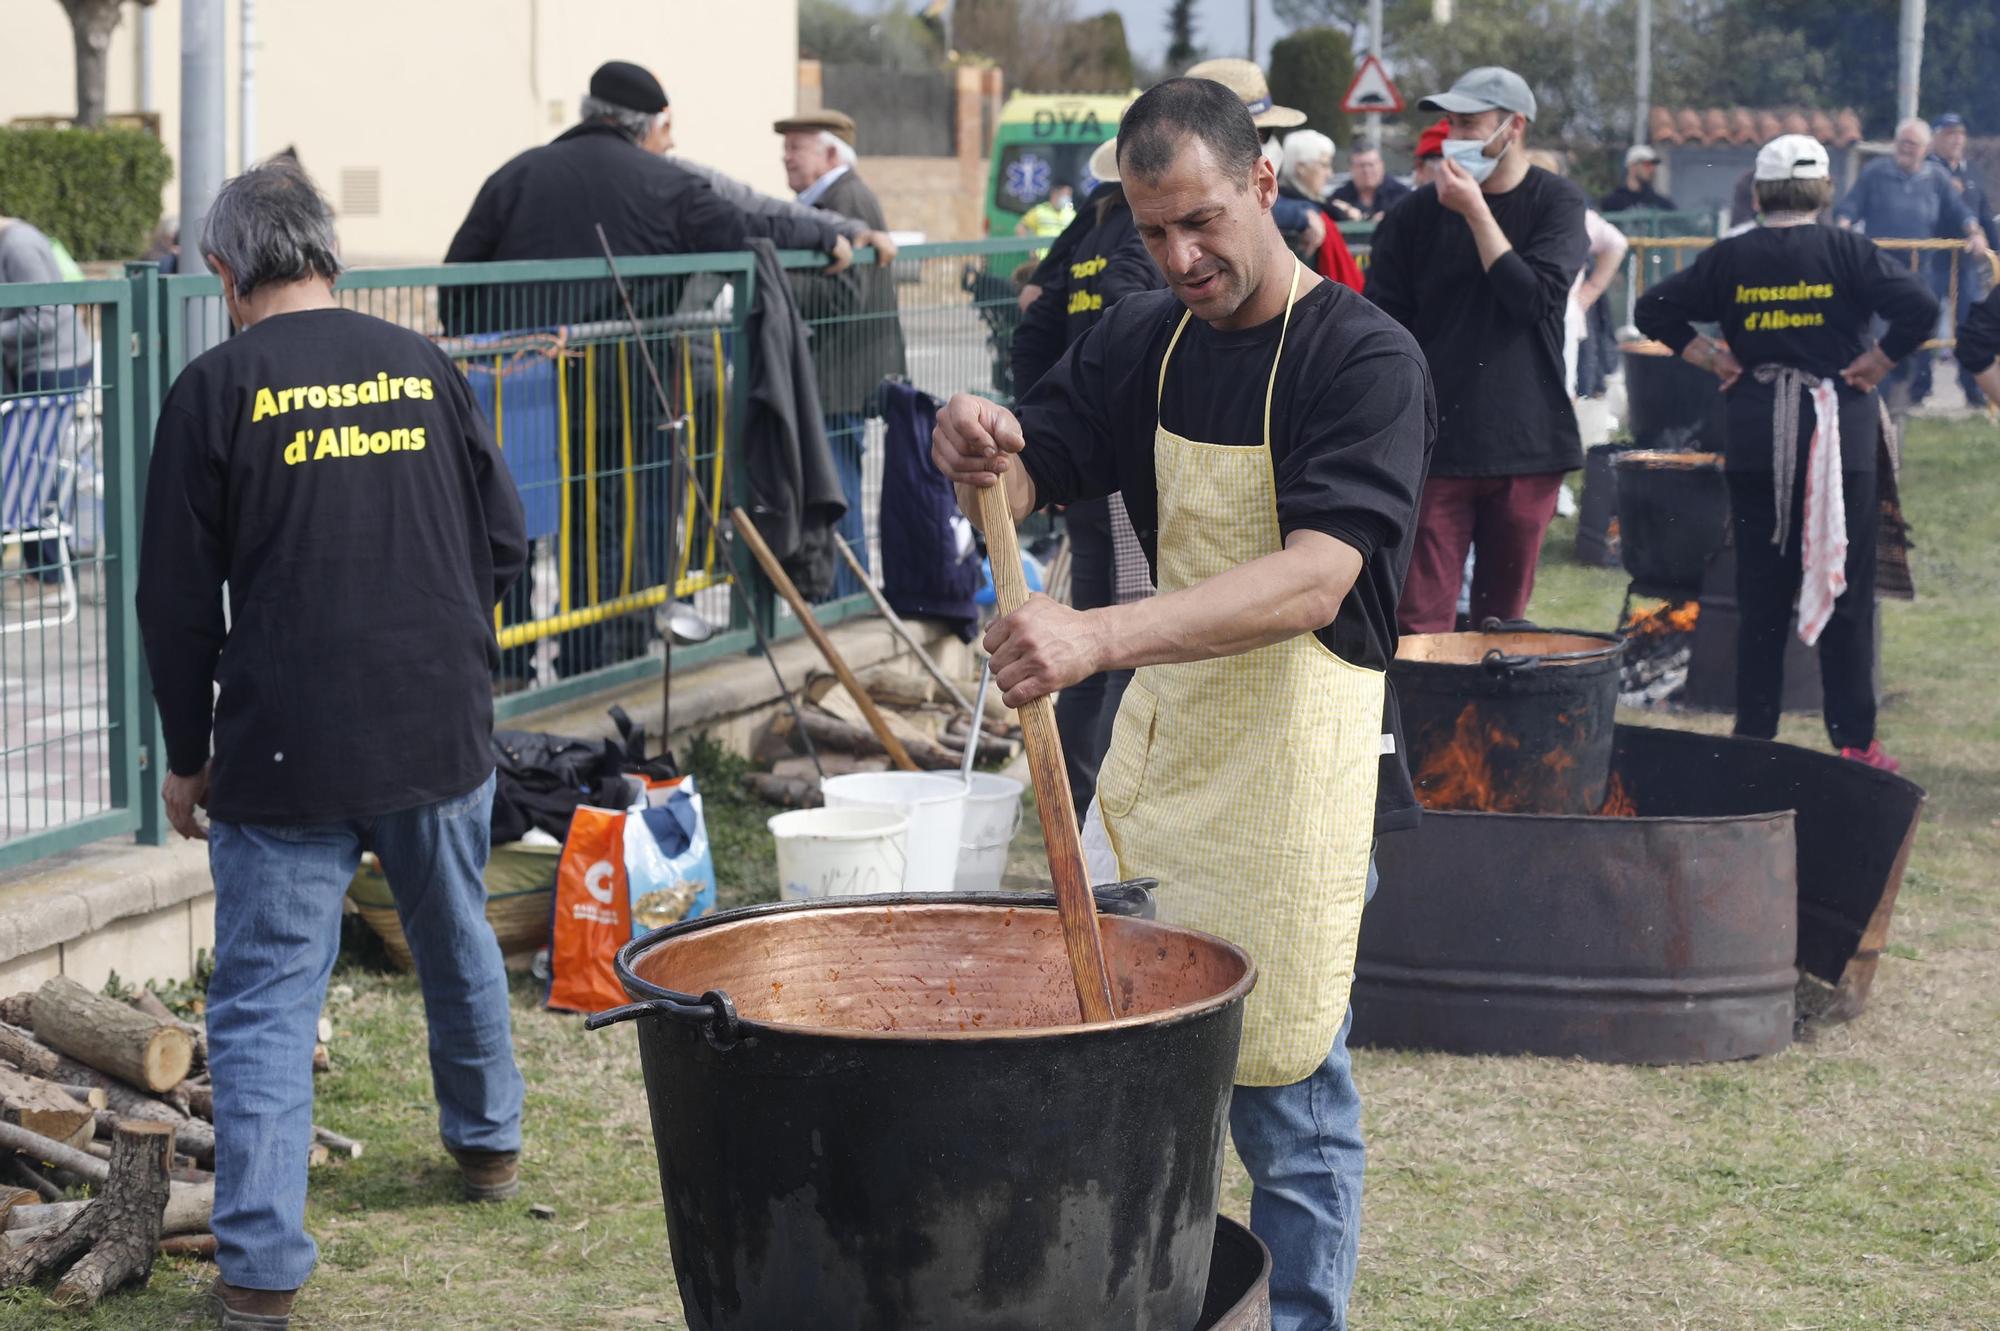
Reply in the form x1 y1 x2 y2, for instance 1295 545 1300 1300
1342 54 1404 114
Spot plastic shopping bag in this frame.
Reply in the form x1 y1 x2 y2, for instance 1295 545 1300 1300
546 777 718 1013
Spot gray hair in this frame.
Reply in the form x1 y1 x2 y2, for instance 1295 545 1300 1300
1894 117 1931 142
200 161 342 298
817 130 858 169
582 94 667 143
1278 129 1334 192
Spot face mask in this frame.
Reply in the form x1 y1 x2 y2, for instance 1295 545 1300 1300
1441 121 1510 184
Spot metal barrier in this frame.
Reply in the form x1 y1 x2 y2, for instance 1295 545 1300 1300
153 255 762 721
0 278 153 868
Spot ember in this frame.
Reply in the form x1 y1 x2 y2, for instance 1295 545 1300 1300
1619 598 1701 707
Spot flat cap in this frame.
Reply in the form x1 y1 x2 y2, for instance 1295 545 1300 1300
589 61 668 115
775 109 857 146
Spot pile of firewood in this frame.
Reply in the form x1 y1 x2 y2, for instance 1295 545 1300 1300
0 977 356 1308
746 662 1023 807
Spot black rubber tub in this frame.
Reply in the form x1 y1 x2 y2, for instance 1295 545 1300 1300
590 889 1255 1331
1393 626 1625 814
1621 340 1726 451
1614 449 1731 593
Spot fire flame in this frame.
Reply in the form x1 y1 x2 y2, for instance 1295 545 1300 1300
1598 773 1638 817
1413 704 1527 813
1622 599 1700 639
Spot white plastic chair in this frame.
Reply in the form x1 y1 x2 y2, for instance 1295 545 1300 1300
0 392 83 632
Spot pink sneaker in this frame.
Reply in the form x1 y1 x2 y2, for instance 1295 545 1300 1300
1840 740 1901 773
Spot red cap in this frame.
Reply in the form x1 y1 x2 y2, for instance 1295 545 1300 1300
1416 118 1450 159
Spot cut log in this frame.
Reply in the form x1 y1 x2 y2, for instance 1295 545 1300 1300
6 1180 209 1238
792 705 961 770
311 1044 330 1075
31 978 193 1093
0 1117 111 1183
0 1066 96 1149
745 773 825 809
2 1160 60 1203
316 1015 333 1044
51 1056 213 1167
132 991 207 1072
183 1083 212 1122
0 1119 176 1308
0 1022 59 1079
92 1108 213 1171
0 1187 35 1228
306 1142 331 1168
56 1085 106 1111
817 689 956 762
0 995 32 1029
157 1233 216 1260
769 752 887 782
313 1125 364 1161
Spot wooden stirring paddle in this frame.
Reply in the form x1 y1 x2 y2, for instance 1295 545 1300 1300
975 483 1119 1024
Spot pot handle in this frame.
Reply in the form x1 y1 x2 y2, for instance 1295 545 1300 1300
584 988 742 1051
1093 878 1159 920
1481 648 1541 675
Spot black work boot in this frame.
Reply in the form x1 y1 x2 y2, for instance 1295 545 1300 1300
211 1277 297 1329
446 1145 520 1202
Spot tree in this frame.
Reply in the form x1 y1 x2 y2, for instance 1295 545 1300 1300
56 0 151 128
1165 0 1201 71
799 0 942 72
956 0 1136 92
1269 28 1355 144
1273 0 1370 43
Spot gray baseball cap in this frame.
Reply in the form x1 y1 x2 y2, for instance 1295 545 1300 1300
1418 66 1537 122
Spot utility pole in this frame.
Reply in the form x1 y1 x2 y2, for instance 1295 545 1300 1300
1896 0 1925 126
1367 0 1384 150
1635 0 1652 144
240 0 257 171
1247 0 1257 62
181 0 225 348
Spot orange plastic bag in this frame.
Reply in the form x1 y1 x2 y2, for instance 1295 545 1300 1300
546 804 632 1013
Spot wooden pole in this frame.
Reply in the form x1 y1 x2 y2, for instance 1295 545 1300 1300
728 508 919 773
831 533 982 722
973 484 1116 1024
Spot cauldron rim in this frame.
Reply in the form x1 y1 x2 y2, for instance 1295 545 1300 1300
1412 806 1799 828
612 892 1259 1043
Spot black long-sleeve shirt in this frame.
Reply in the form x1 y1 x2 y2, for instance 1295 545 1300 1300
1011 189 1161 393
1960 287 2000 375
137 309 528 824
1364 167 1589 477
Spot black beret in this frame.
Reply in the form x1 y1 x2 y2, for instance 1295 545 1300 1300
590 61 668 115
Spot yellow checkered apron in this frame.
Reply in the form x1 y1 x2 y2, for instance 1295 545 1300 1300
1099 264 1384 1087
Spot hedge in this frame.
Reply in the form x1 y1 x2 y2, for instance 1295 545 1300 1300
0 126 173 263
1269 27 1356 146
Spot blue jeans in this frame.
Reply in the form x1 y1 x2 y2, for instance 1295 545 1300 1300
826 412 868 598
206 773 523 1291
1227 858 1378 1331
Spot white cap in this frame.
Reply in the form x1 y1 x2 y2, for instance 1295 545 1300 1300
1624 144 1660 167
1754 134 1830 182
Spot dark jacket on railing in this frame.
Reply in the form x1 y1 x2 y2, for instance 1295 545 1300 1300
440 121 843 333
744 240 847 599
789 169 906 416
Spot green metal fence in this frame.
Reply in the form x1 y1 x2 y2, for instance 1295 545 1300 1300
0 278 153 868
0 239 1038 867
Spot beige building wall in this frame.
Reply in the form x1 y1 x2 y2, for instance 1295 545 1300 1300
2 0 799 263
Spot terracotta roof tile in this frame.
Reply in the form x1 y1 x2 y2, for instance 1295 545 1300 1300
1642 107 1865 148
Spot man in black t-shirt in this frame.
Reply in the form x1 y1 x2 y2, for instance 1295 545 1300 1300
138 164 530 1330
1600 143 1676 214
935 79 1433 1331
1366 65 1588 633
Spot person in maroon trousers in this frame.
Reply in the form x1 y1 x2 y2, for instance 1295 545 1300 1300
1364 67 1588 631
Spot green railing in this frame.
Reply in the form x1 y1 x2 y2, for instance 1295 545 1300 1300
0 238 1035 867
0 276 154 868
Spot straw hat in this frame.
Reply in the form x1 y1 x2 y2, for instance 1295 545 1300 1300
1088 136 1120 184
1185 58 1306 129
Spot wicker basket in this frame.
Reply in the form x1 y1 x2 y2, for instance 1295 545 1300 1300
346 842 558 971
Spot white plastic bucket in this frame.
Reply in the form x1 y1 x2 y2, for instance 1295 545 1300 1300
769 808 910 902
953 773 1025 893
820 772 968 894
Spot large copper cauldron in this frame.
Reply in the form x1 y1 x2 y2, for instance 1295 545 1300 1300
589 889 1256 1331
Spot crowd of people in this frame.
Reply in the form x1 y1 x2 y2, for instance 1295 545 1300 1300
76 45 1996 1331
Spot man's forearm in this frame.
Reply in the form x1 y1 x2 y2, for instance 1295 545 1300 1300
1092 533 1361 670
1467 209 1514 271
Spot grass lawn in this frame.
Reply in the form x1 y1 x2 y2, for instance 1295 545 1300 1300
13 419 1995 1328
